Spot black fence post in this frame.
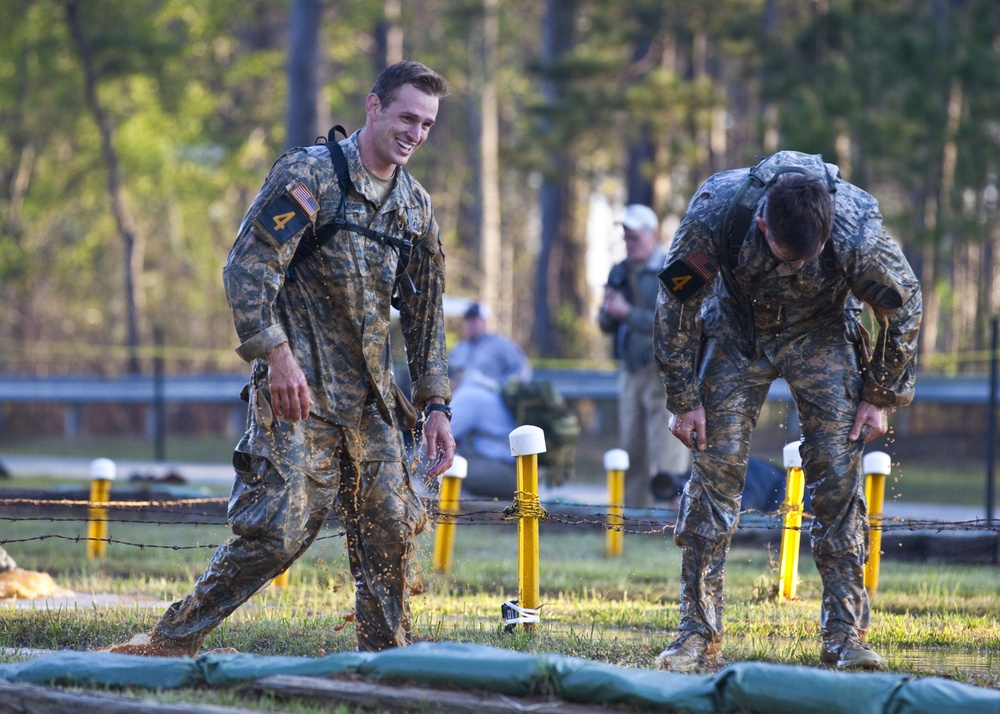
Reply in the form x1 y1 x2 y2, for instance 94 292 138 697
987 317 998 564
153 328 166 462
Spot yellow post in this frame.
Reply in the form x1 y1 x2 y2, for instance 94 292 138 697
604 449 629 558
863 451 891 596
433 455 468 573
87 458 116 560
508 425 546 632
778 441 805 600
272 568 290 587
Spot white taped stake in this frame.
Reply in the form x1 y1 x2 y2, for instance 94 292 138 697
501 599 541 633
509 424 546 456
783 441 802 469
603 448 629 471
863 451 892 476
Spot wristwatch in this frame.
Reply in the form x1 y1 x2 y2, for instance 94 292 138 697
424 403 452 421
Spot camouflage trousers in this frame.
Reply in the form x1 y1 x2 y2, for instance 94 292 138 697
674 332 870 643
153 414 427 653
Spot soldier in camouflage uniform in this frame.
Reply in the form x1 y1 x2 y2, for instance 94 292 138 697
652 151 921 672
112 61 455 656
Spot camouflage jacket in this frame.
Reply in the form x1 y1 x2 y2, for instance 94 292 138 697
223 131 451 431
654 153 922 414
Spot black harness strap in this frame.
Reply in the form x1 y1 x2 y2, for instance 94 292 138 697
718 153 839 341
287 125 418 308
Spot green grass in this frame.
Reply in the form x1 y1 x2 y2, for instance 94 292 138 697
1 514 997 680
0 447 997 710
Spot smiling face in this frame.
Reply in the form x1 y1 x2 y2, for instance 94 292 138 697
360 83 439 179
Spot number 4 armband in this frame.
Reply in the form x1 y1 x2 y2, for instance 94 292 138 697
658 250 719 302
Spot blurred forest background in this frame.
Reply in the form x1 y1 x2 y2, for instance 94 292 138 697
2 0 1000 378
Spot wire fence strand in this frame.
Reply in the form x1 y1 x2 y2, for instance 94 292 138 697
2 494 996 553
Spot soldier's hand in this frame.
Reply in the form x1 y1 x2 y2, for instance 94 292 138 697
266 342 314 422
423 409 456 478
670 407 706 451
849 400 886 443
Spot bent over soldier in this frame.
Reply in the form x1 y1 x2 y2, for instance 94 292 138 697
653 151 921 672
112 60 455 656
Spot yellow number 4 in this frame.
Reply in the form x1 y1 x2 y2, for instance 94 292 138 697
671 274 692 292
272 211 296 231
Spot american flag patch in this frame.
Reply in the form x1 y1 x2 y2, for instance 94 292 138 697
686 250 718 281
289 183 319 218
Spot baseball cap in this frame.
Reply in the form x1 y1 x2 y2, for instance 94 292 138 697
463 302 491 320
617 204 659 232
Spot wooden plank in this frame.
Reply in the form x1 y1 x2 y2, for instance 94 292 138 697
246 674 638 713
0 679 257 714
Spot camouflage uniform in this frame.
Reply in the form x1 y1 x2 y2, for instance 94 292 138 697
152 131 450 653
654 152 921 645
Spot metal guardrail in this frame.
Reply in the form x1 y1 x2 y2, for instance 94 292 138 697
0 371 993 404
0 373 247 404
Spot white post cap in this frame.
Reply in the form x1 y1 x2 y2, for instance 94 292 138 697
509 425 547 456
863 451 892 476
783 441 803 469
443 454 468 479
603 448 630 471
89 457 117 481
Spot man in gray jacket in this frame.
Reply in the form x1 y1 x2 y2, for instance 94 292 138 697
599 204 690 508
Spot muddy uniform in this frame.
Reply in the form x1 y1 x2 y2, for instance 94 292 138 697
153 131 450 653
654 153 920 645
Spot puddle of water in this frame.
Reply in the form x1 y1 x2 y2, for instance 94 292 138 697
888 645 998 677
724 638 997 676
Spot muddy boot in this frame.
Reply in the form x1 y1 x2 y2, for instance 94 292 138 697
655 631 721 673
820 631 885 670
107 632 201 658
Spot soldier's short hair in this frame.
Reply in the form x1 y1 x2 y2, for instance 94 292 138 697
764 173 834 261
370 60 450 108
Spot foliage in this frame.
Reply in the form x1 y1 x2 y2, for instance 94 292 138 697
1 0 999 371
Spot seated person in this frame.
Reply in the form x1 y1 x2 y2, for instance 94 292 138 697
652 456 811 513
448 367 518 499
449 303 532 385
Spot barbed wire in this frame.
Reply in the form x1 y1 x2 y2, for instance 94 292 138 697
1 494 997 554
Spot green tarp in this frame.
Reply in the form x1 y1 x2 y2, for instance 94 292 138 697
0 642 997 713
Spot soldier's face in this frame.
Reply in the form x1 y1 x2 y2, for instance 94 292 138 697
758 215 817 270
365 84 439 175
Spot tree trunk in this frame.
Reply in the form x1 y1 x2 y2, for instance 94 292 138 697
375 0 404 69
65 1 143 373
478 0 505 335
285 0 323 149
532 0 578 358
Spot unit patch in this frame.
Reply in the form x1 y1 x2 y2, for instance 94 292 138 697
659 250 719 302
256 183 318 244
